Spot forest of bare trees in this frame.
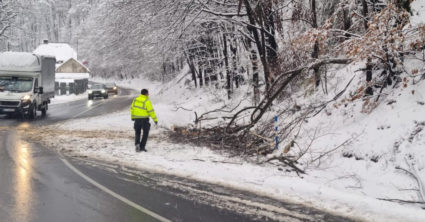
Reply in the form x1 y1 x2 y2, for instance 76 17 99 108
74 0 419 102
1 1 420 90
0 0 96 52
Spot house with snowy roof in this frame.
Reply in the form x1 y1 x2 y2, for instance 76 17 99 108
33 40 90 95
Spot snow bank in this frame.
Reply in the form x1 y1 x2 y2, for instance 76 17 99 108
31 107 425 222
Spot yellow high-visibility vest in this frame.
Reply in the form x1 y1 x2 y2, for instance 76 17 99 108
130 94 158 122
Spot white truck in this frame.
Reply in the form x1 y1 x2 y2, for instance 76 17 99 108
0 52 56 119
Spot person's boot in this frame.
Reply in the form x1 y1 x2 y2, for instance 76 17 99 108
140 147 147 152
135 144 140 152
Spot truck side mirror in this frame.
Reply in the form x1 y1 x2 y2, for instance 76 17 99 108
38 87 44 94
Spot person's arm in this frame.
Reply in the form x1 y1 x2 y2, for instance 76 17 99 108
130 98 136 120
146 100 158 123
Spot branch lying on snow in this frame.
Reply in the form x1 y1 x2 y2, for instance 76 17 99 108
195 101 244 125
396 158 425 203
262 155 305 176
311 137 354 165
378 198 425 205
172 105 193 112
249 131 273 143
192 158 243 165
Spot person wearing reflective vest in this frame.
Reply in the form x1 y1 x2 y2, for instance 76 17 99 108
130 89 158 152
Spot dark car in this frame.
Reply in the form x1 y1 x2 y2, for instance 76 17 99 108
88 84 108 100
105 82 118 95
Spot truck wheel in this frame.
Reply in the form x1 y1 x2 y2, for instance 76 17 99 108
28 103 37 120
41 104 47 116
104 95 108 99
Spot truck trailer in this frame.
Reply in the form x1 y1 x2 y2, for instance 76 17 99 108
0 52 56 119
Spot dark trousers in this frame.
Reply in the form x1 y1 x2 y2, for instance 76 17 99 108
134 118 151 149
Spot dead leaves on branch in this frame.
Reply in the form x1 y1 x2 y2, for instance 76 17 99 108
291 3 413 63
342 4 410 61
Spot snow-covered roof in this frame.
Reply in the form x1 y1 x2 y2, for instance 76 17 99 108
73 59 90 72
33 43 77 63
0 52 42 72
56 72 90 80
56 58 90 73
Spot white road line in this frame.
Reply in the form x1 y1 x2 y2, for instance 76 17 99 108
60 157 172 222
69 100 107 119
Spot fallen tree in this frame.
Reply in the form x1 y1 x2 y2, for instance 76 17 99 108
169 58 353 174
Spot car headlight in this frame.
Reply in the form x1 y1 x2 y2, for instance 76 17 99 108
101 90 106 93
113 87 117 90
21 94 32 101
88 90 92 94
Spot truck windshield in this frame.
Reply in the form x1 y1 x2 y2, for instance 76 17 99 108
0 77 34 93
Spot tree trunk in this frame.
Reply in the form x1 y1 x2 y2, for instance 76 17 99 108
343 4 351 39
361 0 369 31
223 34 232 99
186 56 198 88
243 0 271 93
311 0 320 87
249 39 260 105
264 0 278 82
198 67 204 88
230 38 238 89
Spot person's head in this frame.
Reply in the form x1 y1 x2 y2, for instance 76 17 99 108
141 89 149 96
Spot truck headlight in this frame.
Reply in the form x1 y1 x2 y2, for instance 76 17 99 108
88 90 92 94
101 90 106 93
21 94 32 101
113 87 117 90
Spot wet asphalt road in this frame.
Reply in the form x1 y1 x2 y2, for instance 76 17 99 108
0 88 357 222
